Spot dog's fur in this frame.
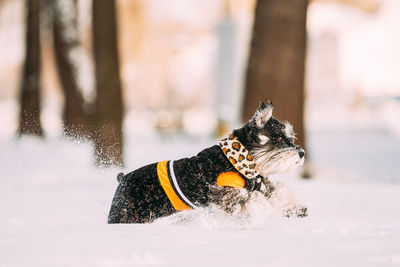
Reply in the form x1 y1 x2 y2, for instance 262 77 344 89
108 101 306 223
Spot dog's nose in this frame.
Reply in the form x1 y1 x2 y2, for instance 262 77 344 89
298 150 305 159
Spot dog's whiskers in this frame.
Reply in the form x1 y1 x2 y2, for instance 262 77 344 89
251 147 300 176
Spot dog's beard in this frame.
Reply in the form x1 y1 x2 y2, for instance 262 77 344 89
251 147 304 177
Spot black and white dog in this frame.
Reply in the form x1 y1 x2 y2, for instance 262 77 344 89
108 101 307 224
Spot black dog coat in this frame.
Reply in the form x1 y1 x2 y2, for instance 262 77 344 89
108 133 265 223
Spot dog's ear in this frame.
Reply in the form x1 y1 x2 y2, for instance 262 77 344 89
252 101 273 128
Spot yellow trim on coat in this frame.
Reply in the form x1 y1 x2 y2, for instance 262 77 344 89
157 160 191 211
217 172 246 189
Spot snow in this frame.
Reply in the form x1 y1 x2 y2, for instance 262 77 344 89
1 0 400 265
1 133 400 267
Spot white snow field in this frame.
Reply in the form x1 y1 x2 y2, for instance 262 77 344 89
1 132 400 267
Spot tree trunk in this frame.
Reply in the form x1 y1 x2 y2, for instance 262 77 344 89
18 0 44 137
92 0 124 167
242 0 308 150
52 0 90 138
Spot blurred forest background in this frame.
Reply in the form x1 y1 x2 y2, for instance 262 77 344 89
0 0 399 179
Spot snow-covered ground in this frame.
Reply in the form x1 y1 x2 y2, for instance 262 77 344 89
1 129 400 267
1 0 400 264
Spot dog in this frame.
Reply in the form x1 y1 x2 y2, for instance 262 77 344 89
108 101 307 224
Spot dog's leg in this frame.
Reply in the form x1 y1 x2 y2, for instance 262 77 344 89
262 181 308 218
258 177 275 198
209 185 251 214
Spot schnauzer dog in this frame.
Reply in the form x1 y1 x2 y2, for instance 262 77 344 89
108 101 307 223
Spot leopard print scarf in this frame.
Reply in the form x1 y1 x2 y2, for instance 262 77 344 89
219 133 260 179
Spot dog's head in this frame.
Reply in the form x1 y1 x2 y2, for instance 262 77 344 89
233 101 305 177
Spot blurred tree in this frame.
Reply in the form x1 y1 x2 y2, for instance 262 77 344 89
242 0 308 150
52 0 91 138
92 0 124 167
18 0 44 137
0 0 5 12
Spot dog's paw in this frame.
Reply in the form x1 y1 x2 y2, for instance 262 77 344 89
284 205 308 218
267 182 308 218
